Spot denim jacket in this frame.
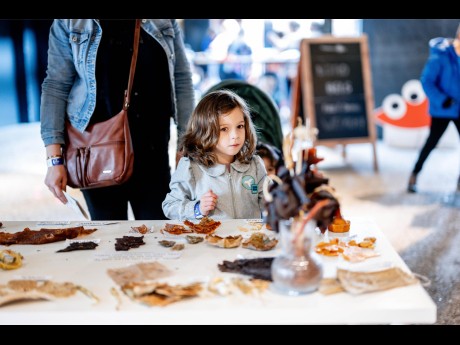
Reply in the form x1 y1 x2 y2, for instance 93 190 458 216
162 156 267 220
40 19 195 146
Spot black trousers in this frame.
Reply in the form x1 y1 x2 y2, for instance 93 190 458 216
412 117 460 175
82 146 171 221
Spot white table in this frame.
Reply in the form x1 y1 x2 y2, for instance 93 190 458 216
0 218 436 325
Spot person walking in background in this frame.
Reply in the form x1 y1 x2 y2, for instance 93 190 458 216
220 28 252 81
408 24 460 193
40 19 195 220
162 90 267 220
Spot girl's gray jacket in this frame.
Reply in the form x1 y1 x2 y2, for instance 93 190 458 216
162 156 267 220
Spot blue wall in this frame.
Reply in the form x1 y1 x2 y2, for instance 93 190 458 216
363 19 460 108
0 20 51 127
0 36 19 126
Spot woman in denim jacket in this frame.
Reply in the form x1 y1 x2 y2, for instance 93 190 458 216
41 19 195 220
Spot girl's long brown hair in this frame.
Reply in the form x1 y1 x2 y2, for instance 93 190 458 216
180 90 257 167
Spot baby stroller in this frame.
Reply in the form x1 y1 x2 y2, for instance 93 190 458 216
203 79 284 151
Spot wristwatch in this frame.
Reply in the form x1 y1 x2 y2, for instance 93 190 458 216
194 201 203 219
47 156 64 167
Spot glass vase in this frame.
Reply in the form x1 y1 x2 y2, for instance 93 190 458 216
271 218 323 295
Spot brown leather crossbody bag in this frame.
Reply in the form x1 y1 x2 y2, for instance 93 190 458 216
64 20 140 189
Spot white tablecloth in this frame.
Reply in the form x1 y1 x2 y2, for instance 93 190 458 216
0 218 436 325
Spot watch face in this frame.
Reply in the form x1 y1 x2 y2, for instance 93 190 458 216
47 156 64 167
194 202 203 219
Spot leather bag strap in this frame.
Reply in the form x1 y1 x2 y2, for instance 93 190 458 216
123 19 141 111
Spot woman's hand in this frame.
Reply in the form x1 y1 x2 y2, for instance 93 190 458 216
44 165 68 204
199 189 218 216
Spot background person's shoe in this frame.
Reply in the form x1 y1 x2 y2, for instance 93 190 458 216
407 174 417 193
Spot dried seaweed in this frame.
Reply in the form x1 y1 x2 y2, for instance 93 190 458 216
57 242 98 252
218 257 275 281
115 236 145 251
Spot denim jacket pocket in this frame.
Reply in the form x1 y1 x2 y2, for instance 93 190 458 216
69 32 90 66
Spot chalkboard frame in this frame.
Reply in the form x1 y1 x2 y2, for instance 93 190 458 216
293 35 378 171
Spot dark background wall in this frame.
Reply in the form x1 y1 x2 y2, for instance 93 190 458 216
0 19 52 126
363 19 460 108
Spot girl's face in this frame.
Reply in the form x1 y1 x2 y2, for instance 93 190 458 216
214 107 245 164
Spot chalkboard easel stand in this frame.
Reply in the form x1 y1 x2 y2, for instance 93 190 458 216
292 35 379 172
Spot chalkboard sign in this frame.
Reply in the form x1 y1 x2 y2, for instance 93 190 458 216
293 35 378 170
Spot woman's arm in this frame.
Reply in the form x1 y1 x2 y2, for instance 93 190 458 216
40 20 77 204
171 19 195 138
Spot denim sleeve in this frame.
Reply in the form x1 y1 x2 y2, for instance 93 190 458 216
171 19 195 138
40 19 77 146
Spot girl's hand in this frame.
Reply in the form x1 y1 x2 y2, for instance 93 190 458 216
200 189 218 215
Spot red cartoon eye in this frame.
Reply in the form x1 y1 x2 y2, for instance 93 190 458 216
401 79 426 105
382 94 406 120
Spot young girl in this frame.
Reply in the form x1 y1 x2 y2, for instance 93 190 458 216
162 90 267 220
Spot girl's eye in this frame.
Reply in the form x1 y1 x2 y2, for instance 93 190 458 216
220 127 228 132
237 124 245 129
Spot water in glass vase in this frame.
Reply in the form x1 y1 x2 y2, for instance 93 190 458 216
271 218 323 295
